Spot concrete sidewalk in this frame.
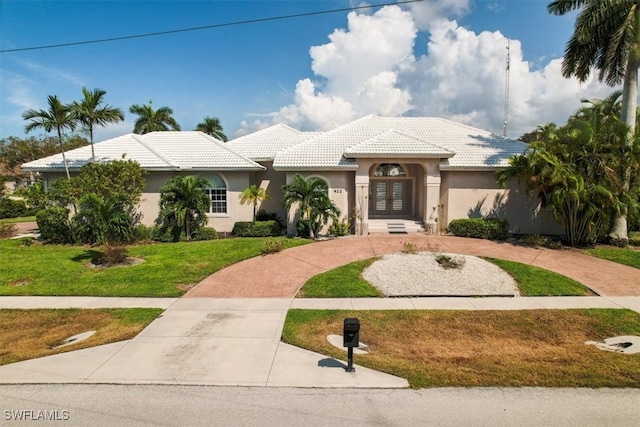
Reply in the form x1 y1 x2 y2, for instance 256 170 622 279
0 298 407 388
1 296 639 387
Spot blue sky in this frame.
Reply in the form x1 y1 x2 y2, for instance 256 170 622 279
0 1 612 142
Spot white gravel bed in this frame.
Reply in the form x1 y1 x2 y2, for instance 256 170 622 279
362 252 520 297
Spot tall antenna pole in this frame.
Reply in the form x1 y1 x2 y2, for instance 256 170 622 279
503 39 510 138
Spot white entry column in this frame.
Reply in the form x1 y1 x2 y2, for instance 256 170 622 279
354 160 374 235
422 161 441 234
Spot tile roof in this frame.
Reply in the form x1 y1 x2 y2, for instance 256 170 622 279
273 115 525 170
343 129 455 158
22 117 526 173
21 131 265 172
226 124 319 161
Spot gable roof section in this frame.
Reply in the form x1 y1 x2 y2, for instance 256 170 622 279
226 124 319 161
273 115 378 170
22 131 265 172
274 115 526 170
343 129 455 158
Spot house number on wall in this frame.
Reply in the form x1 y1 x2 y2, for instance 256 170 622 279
333 189 343 193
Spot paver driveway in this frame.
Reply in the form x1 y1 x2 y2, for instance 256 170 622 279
186 234 640 298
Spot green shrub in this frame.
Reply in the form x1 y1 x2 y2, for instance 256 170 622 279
630 231 640 247
71 193 138 245
0 197 27 219
447 218 509 240
435 254 466 269
402 241 418 254
232 220 281 237
193 227 218 241
133 224 154 242
261 239 285 255
256 210 284 227
97 245 129 266
16 182 47 213
328 219 351 236
521 234 562 249
36 207 73 243
296 219 311 238
0 223 16 239
151 225 182 242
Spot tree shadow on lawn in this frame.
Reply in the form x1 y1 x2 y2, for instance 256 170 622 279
70 250 103 264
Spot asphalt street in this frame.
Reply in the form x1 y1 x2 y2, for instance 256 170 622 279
1 385 639 426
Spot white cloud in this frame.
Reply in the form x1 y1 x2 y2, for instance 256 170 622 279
240 3 616 139
310 6 417 95
239 5 416 134
272 79 356 131
357 71 411 116
403 20 614 136
407 0 471 30
16 58 84 87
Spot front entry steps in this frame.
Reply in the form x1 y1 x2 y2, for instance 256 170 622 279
368 219 425 234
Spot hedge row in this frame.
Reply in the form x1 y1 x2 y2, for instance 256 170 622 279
232 220 281 237
447 218 509 240
36 207 218 244
0 198 30 219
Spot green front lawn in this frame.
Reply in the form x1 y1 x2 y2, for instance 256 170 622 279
483 257 595 296
298 258 382 298
584 246 640 269
0 237 310 297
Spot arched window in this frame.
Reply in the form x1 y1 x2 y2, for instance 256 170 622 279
373 163 406 177
203 174 227 214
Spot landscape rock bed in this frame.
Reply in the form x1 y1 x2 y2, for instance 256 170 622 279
362 252 520 297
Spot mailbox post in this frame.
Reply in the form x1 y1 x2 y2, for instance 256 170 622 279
343 318 360 372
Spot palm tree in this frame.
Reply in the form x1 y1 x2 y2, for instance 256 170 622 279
196 116 228 141
73 192 136 245
498 97 640 245
239 185 269 221
71 87 124 162
548 0 640 244
159 175 210 240
129 101 181 134
22 95 76 179
571 90 623 130
282 174 340 238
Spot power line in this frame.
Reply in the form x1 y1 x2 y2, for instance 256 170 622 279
0 0 425 54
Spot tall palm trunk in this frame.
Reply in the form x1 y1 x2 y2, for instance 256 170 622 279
56 128 71 180
610 5 640 245
89 125 95 163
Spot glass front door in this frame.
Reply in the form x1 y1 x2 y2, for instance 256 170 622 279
370 179 411 217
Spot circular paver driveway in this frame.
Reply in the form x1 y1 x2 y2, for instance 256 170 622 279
185 235 640 298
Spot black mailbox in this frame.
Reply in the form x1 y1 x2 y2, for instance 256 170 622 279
343 318 360 348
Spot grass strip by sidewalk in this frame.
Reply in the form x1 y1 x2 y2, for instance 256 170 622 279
297 256 593 298
297 258 382 298
0 308 162 365
0 216 36 224
0 237 310 297
584 246 640 270
482 257 595 296
283 309 640 388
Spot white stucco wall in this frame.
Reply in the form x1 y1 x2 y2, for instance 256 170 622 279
283 171 354 235
43 170 254 233
251 161 287 222
440 171 561 235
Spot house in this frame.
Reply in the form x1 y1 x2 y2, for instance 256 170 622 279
21 115 559 235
